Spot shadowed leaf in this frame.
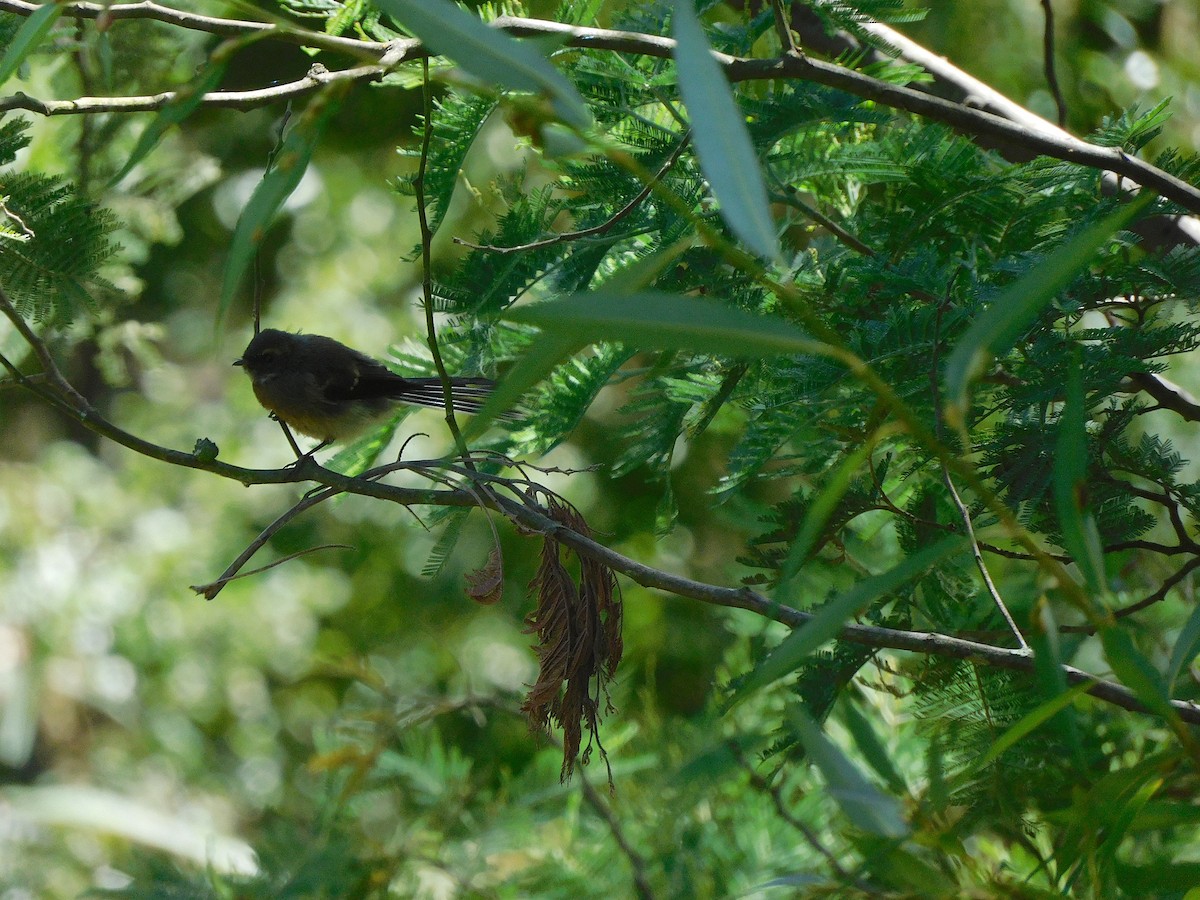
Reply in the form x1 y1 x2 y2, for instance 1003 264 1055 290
673 0 779 259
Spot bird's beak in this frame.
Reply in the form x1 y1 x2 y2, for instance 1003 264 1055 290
233 358 243 367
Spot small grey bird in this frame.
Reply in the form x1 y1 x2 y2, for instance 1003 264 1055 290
234 329 494 444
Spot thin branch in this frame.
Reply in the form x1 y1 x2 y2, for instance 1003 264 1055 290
1127 372 1200 422
190 485 341 600
0 0 390 58
769 0 801 57
491 16 1200 215
575 769 657 900
943 469 1029 651
857 16 1200 246
454 135 691 254
929 278 1026 651
1060 556 1200 633
190 542 352 600
413 56 470 459
0 55 412 115
1039 0 1068 127
484 491 1200 725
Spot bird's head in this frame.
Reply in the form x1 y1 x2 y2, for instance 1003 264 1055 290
234 329 298 380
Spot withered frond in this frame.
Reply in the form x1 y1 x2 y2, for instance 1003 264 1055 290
465 547 505 605
521 497 623 783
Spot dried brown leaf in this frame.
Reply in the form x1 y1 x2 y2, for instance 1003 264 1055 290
518 497 624 783
465 547 505 605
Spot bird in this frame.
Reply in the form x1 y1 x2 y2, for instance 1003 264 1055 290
234 328 495 446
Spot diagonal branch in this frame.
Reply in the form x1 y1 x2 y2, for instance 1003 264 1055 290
7 286 1197 725
491 16 1200 214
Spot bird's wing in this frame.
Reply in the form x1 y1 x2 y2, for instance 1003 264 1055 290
315 354 405 404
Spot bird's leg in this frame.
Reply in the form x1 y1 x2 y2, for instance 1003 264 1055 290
270 414 316 462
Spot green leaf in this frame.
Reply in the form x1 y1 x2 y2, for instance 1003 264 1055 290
218 81 349 323
949 679 1096 790
1029 599 1084 765
778 438 879 588
672 0 779 260
943 192 1154 429
373 0 590 130
504 290 829 359
0 2 63 91
462 332 579 439
1053 351 1106 595
1096 776 1162 865
1167 599 1200 692
1100 626 1179 725
788 704 908 839
841 699 909 796
326 408 408 476
732 536 966 703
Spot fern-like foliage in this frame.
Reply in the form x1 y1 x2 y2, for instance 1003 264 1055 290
0 121 118 321
368 10 1200 868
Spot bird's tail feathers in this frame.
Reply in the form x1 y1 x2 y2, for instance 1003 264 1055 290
396 377 497 415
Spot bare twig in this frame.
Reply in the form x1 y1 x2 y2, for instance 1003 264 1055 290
0 0 389 57
1039 0 1068 127
190 485 341 600
729 741 858 884
769 0 801 57
942 470 1029 651
928 286 1027 651
190 542 352 600
1127 372 1200 422
575 770 657 900
0 56 412 115
1059 556 1200 634
413 57 471 461
454 135 691 254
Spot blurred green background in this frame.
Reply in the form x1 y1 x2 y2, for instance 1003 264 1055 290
2 1 1200 896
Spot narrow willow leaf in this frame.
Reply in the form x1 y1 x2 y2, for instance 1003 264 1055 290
943 192 1154 428
1053 352 1106 595
462 332 579 439
672 0 779 260
1100 627 1179 725
218 81 350 322
778 438 879 588
373 0 590 129
950 679 1096 790
731 536 966 704
1096 776 1163 865
0 2 62 90
504 291 829 359
1166 600 1200 692
789 704 908 838
1030 599 1084 765
600 235 694 293
325 408 407 476
841 699 909 795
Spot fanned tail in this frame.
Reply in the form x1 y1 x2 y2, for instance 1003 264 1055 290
394 377 496 414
